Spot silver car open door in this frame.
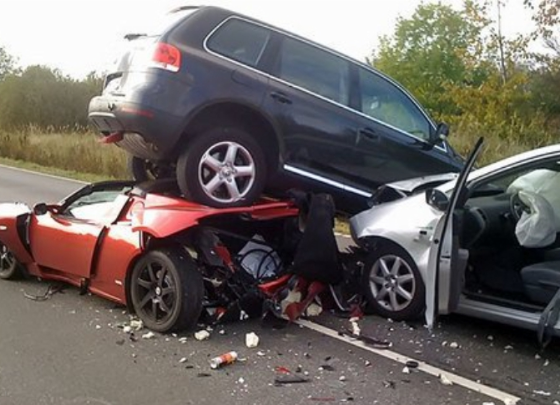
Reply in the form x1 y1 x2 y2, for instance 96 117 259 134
425 138 484 330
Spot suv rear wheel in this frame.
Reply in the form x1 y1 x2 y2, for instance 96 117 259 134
176 127 267 207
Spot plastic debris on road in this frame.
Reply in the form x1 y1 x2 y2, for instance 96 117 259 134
194 330 211 341
209 351 238 369
439 374 453 386
245 332 260 348
142 331 155 339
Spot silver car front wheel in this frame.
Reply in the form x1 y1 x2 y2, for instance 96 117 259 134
362 243 425 320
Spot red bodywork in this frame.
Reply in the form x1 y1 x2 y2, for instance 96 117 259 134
0 183 297 306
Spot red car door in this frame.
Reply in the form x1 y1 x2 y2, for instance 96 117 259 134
29 214 103 278
28 186 131 279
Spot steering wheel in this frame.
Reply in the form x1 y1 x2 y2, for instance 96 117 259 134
510 192 530 222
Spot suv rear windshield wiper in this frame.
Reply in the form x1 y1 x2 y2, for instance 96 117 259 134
124 33 147 41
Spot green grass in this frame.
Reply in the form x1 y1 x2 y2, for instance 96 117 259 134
0 128 128 180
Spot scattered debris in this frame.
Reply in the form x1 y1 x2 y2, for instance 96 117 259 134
257 350 266 357
482 402 496 405
439 374 453 386
532 390 551 396
487 335 494 341
23 284 65 301
338 328 391 349
274 375 310 385
209 351 238 369
319 364 335 371
544 359 550 367
142 331 156 340
129 319 143 331
535 353 542 360
449 342 459 349
245 332 260 348
275 366 291 374
179 337 188 344
382 380 396 389
237 377 245 384
339 375 347 382
179 357 188 364
95 325 101 330
123 326 132 334
402 366 410 374
365 360 371 367
194 330 211 341
504 345 514 350
197 373 212 378
349 317 361 336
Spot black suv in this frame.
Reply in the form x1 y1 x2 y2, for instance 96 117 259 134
88 6 464 214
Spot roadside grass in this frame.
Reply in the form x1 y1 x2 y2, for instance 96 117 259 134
0 128 128 180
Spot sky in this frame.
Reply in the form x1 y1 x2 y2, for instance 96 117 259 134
0 0 534 79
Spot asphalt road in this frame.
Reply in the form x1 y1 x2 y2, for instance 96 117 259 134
0 164 558 405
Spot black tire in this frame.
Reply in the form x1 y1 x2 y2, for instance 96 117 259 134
0 241 23 280
362 242 425 320
128 155 174 182
176 127 267 208
129 248 204 333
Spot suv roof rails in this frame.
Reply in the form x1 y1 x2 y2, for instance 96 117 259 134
168 5 203 14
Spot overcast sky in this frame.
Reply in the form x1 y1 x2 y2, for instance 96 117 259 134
0 0 533 78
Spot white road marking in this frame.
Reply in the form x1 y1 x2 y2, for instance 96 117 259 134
297 319 520 405
0 164 86 184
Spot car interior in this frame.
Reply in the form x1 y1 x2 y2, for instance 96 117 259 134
457 159 560 312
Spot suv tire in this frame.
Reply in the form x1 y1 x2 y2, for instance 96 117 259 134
176 127 267 207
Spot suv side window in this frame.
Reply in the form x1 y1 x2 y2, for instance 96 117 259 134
278 37 350 106
359 68 431 141
207 19 271 67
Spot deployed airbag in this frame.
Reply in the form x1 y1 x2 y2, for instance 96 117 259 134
515 191 556 248
508 169 560 230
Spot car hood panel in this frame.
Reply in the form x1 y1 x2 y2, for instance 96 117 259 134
384 173 458 193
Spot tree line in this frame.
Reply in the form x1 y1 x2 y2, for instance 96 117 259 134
1 0 560 160
372 0 560 157
0 52 102 131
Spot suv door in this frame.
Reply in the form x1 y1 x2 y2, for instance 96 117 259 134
425 138 484 329
352 67 460 187
263 35 372 209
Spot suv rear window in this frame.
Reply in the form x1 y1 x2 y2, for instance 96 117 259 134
207 19 271 67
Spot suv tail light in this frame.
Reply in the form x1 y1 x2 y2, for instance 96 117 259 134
150 43 181 72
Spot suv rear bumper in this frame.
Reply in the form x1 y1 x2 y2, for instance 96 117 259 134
88 96 184 161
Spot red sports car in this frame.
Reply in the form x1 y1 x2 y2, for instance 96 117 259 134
0 180 300 332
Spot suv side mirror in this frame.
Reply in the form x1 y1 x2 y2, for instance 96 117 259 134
427 122 450 149
425 188 449 211
33 203 49 216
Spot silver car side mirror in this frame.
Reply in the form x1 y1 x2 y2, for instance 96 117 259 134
425 188 449 211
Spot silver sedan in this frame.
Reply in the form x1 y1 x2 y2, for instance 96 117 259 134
350 139 560 343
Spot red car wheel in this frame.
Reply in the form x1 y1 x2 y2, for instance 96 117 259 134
0 242 22 280
130 248 204 333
